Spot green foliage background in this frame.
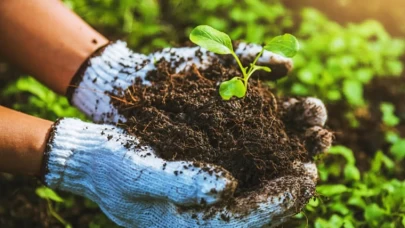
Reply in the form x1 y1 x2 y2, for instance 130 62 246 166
2 0 405 227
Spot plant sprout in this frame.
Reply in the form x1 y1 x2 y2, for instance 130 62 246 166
190 25 299 100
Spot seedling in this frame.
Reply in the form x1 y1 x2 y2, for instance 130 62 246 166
190 25 299 100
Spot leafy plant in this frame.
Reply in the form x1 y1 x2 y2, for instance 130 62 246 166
36 187 72 228
380 102 400 127
290 147 405 228
2 1 404 227
276 8 404 107
189 25 299 100
164 0 293 43
1 76 85 121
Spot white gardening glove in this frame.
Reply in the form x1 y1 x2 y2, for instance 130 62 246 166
64 41 332 227
67 41 292 123
41 118 237 227
42 99 332 228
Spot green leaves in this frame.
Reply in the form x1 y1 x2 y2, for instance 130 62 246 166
264 33 299 57
36 186 64 202
390 139 405 160
380 102 400 127
219 77 246 100
364 204 387 226
343 79 364 106
189 25 233 54
190 25 298 100
317 184 349 197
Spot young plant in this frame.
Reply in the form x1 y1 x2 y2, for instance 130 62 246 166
189 25 299 100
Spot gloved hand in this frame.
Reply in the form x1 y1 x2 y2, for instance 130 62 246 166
43 105 331 228
42 118 237 227
61 41 332 227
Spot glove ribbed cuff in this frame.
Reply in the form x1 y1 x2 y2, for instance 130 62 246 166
42 118 122 196
68 41 152 123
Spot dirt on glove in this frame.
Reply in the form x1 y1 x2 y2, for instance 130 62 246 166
113 56 311 195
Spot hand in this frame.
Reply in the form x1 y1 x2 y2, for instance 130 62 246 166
44 98 332 227
42 118 237 227
67 41 292 123
65 42 332 227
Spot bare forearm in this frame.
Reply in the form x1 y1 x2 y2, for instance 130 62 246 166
0 106 52 175
0 0 108 95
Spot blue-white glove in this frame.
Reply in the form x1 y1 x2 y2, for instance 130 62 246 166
50 41 333 227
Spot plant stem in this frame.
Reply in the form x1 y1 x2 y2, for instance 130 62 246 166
47 199 71 228
251 48 265 68
243 68 261 91
247 48 265 76
246 68 259 82
231 52 247 78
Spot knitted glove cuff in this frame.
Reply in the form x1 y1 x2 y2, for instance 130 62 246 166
42 118 129 196
41 118 237 208
67 41 151 123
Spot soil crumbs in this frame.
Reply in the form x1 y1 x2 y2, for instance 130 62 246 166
114 58 310 195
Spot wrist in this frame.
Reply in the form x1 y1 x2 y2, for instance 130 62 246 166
0 106 52 176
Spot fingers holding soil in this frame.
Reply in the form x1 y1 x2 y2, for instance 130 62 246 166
280 97 332 157
150 159 237 206
149 46 218 73
304 126 333 157
177 175 316 227
228 175 315 220
281 97 328 128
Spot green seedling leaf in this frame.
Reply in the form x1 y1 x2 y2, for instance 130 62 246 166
330 202 350 215
364 204 386 225
264 34 299 57
36 186 64 202
347 196 367 208
251 65 271 72
344 164 360 181
390 139 405 160
385 131 400 144
372 150 394 172
189 25 233 54
380 102 400 127
317 184 349 196
219 77 246 100
343 79 365 106
328 145 356 165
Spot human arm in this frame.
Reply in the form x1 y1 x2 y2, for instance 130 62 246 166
0 106 51 175
0 0 108 95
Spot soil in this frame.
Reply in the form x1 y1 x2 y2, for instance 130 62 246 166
113 56 311 194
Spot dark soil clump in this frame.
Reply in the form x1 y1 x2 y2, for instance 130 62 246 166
114 58 310 194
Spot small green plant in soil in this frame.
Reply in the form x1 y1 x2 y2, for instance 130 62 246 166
36 186 72 228
289 146 405 228
189 25 299 100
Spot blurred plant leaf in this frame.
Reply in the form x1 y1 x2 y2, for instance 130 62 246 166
380 102 400 127
36 187 64 203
